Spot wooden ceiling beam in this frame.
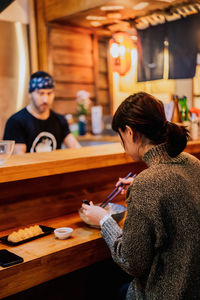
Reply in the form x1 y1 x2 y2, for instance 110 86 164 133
44 0 110 22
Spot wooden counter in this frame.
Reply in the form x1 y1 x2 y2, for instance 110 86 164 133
1 140 200 183
0 143 129 183
0 141 199 299
0 213 112 299
77 133 120 142
0 143 141 299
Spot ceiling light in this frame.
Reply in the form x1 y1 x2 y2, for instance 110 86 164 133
90 21 101 27
133 2 149 10
156 0 174 2
86 15 106 21
131 35 138 41
100 5 124 11
106 12 122 19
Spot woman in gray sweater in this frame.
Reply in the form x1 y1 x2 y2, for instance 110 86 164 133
81 92 200 300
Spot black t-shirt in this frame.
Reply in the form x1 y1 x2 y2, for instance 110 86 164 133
3 108 70 152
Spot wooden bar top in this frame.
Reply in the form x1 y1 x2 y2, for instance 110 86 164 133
77 133 120 142
0 143 132 183
0 140 200 184
0 212 120 298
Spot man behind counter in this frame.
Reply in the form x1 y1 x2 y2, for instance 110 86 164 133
3 71 81 154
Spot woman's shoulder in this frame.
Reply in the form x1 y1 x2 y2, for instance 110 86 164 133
131 166 166 186
127 163 181 204
127 168 166 202
181 151 200 165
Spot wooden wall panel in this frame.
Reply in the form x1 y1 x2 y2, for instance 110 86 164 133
48 25 96 115
47 25 111 118
53 49 93 66
50 29 93 52
97 38 110 114
55 82 95 99
102 104 110 115
52 99 77 114
98 41 108 58
98 73 108 89
98 89 110 105
99 56 107 73
54 65 94 83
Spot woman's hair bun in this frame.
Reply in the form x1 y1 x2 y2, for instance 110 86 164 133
165 122 189 157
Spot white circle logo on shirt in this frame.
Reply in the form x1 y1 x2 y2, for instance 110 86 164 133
30 132 57 153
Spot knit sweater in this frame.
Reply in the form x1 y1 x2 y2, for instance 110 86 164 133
101 144 200 300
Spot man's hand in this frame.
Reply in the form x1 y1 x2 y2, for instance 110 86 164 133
13 144 26 154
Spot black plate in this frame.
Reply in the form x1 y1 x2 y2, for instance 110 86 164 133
0 225 55 246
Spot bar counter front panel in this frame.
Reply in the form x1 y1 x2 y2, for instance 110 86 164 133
0 141 199 298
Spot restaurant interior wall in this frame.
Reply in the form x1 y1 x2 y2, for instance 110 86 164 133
40 21 194 118
35 0 200 118
108 37 194 113
48 24 110 116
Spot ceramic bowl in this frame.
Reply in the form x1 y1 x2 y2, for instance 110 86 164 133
79 203 126 228
54 227 73 239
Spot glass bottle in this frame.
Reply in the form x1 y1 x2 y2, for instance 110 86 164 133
171 95 182 123
178 96 189 122
78 115 87 136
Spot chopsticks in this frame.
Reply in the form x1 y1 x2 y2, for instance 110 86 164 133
99 172 136 208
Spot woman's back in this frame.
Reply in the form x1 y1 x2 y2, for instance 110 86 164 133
125 149 200 299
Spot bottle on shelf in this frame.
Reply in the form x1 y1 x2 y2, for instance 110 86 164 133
190 112 199 140
171 95 182 123
178 96 189 122
91 106 103 135
78 115 87 136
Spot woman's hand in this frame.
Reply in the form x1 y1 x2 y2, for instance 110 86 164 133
81 201 108 226
116 176 134 195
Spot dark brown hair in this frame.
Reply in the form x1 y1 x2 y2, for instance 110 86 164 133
112 92 189 157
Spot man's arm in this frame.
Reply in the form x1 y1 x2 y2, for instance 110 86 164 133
3 115 28 154
13 144 27 154
63 133 81 148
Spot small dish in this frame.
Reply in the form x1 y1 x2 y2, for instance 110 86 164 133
54 227 73 239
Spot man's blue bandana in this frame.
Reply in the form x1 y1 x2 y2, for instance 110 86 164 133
29 76 54 93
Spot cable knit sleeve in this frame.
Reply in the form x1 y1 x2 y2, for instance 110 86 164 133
101 196 155 277
100 171 160 277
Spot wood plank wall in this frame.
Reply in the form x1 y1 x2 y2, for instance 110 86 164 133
97 37 110 115
49 25 94 115
48 24 110 116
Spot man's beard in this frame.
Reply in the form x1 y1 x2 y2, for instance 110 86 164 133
33 102 49 113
